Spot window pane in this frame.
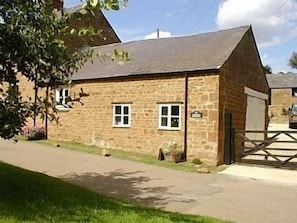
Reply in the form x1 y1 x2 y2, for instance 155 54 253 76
59 89 63 97
115 106 121 114
171 106 179 116
123 106 129 115
162 106 168 115
123 116 129 125
64 89 69 97
161 117 168 127
171 118 179 128
115 116 121 125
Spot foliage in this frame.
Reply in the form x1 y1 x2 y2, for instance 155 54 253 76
0 88 29 139
0 162 225 223
82 0 128 11
263 64 272 74
0 0 128 139
21 125 46 140
282 107 289 116
192 158 203 165
289 51 297 69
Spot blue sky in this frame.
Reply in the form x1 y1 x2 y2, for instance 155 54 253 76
64 0 297 73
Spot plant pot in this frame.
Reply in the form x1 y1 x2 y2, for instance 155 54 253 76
164 152 183 163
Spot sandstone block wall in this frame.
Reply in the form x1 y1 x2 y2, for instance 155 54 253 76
187 74 219 164
269 89 297 118
48 73 220 164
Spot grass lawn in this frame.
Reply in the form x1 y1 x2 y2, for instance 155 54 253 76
0 162 227 223
33 139 226 173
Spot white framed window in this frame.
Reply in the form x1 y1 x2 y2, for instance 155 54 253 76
158 104 181 130
55 87 70 111
113 104 131 127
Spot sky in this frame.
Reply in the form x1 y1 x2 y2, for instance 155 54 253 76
64 0 297 73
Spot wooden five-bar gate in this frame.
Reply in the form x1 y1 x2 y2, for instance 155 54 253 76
236 130 297 168
223 112 297 168
225 129 297 168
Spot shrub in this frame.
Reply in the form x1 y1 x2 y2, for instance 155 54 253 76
282 108 289 115
192 158 202 165
21 125 46 140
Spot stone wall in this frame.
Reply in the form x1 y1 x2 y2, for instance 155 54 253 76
48 73 220 164
17 75 47 126
187 74 219 164
269 89 297 118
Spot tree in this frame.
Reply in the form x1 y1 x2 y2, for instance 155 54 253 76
0 0 127 139
289 51 297 70
263 64 272 74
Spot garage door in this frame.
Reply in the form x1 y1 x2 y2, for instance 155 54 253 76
246 95 265 131
245 87 268 141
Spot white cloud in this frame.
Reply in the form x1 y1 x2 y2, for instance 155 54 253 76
144 30 173 40
216 0 297 48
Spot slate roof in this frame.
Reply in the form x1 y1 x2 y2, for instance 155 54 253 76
72 26 251 81
266 73 297 89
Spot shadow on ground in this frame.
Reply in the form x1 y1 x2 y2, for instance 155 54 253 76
61 169 177 208
1 162 211 223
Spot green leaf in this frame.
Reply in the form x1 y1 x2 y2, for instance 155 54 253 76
3 124 10 130
90 0 99 7
70 28 76 35
79 8 88 15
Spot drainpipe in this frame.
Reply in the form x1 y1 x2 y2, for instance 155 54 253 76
184 72 189 161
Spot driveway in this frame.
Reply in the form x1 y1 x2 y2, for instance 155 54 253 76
1 139 297 223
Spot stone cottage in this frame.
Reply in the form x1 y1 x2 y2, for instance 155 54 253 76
47 26 269 165
266 73 297 117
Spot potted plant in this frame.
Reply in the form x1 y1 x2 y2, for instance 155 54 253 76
162 141 183 163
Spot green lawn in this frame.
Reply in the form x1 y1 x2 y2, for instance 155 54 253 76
0 162 227 223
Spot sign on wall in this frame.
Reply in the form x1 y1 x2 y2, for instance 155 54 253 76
191 111 202 118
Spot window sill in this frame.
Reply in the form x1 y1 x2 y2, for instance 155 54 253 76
158 127 181 131
55 105 71 112
113 125 131 128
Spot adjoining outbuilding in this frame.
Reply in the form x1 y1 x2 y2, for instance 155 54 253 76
47 26 269 165
266 73 297 118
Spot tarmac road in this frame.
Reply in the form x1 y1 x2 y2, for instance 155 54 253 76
1 139 297 223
